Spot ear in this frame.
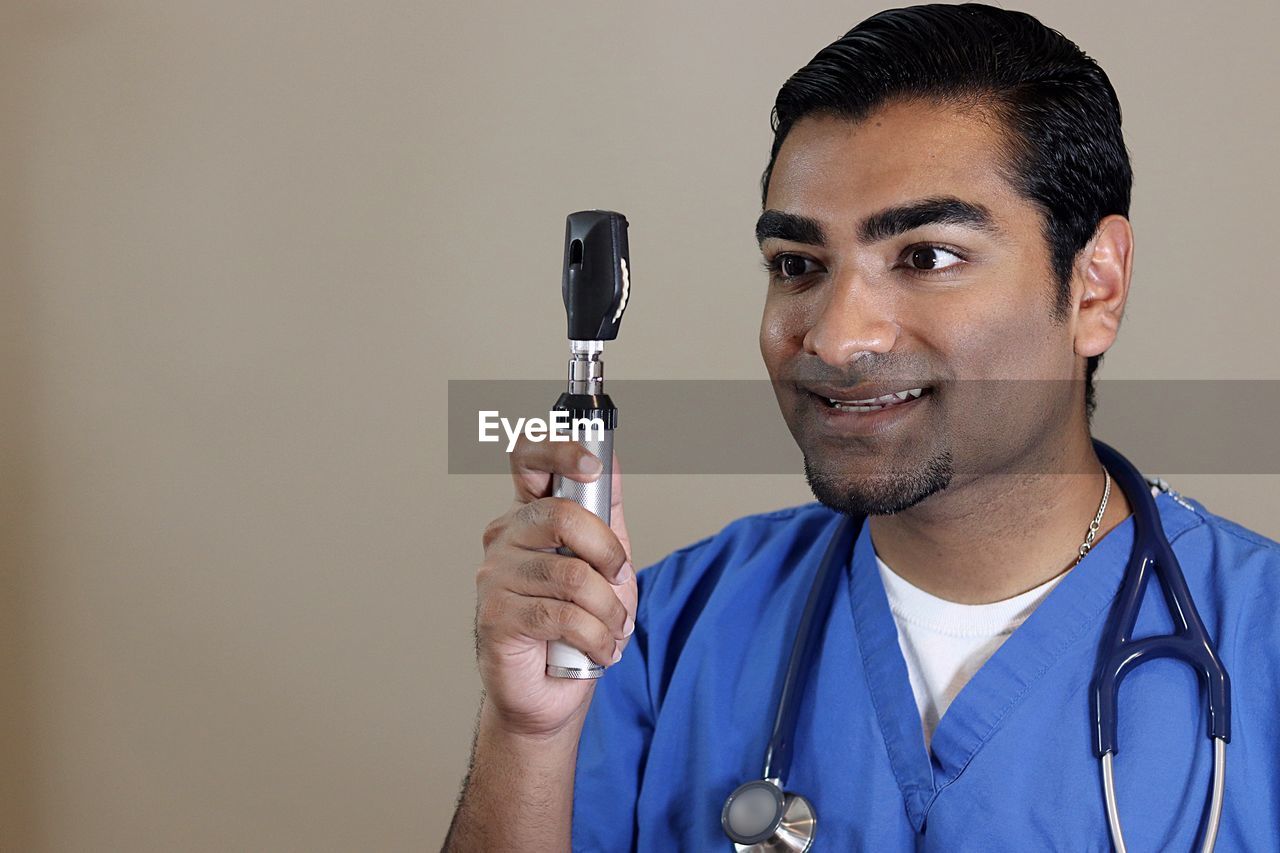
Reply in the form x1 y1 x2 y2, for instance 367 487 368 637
1072 214 1133 359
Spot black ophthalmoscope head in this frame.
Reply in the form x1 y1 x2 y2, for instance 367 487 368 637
562 210 630 342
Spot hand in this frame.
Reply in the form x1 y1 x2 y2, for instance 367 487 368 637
473 437 636 738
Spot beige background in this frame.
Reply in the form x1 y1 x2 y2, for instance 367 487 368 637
1 1 1276 849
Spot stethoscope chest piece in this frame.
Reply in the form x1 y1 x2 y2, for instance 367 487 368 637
722 778 816 852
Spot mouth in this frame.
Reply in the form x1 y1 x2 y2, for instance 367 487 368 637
801 383 934 436
819 387 927 412
807 385 933 412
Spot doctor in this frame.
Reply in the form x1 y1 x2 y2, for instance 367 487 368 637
444 4 1280 851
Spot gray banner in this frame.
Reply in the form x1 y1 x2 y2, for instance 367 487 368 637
448 380 1280 475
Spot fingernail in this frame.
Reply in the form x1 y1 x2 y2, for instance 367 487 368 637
623 616 634 637
614 561 633 585
611 641 623 664
579 455 602 477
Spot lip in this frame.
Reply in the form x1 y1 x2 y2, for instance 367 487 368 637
806 387 931 436
805 383 930 403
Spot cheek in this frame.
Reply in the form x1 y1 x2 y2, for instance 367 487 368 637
759 296 800 361
944 286 1062 379
762 287 825 339
986 312 1069 379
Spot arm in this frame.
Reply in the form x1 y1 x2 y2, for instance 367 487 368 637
442 696 589 852
442 437 635 851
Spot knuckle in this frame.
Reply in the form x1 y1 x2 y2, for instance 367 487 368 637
521 599 552 632
552 600 577 630
557 559 590 595
481 515 506 550
545 498 576 534
597 629 617 662
517 555 553 586
516 499 547 529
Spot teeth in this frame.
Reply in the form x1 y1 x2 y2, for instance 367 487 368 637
827 387 925 407
826 387 925 412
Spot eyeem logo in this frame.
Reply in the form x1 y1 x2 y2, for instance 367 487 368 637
478 411 606 452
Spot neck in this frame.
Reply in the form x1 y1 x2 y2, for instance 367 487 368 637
867 432 1132 604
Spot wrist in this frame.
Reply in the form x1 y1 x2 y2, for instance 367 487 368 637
478 698 589 751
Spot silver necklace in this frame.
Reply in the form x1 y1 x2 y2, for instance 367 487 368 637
1075 467 1112 566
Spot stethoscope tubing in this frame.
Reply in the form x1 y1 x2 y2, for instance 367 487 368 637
1101 737 1225 853
1091 440 1230 850
760 512 861 784
728 440 1231 852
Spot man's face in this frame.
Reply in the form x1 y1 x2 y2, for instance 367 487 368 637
759 101 1084 516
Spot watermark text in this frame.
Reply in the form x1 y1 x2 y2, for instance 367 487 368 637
478 410 606 452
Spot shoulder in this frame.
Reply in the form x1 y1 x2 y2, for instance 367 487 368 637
1153 486 1280 748
635 501 841 616
627 501 845 715
1157 486 1280 565
1153 486 1280 628
633 502 844 668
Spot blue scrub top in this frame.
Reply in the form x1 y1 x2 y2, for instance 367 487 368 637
572 487 1280 851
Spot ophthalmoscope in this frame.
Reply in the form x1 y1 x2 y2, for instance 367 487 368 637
546 210 631 679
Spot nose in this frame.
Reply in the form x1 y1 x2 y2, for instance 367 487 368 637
802 271 899 368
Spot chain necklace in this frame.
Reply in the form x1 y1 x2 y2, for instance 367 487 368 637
1075 467 1112 566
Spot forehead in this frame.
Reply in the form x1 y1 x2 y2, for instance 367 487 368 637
766 101 1031 232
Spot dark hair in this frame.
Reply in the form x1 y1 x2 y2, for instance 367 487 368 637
761 3 1132 422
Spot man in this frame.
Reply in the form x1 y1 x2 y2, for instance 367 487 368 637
445 4 1280 850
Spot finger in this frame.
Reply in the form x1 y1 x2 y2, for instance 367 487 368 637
504 498 630 585
611 578 640 660
610 448 623 515
502 553 632 640
484 590 621 667
608 449 632 569
508 434 604 504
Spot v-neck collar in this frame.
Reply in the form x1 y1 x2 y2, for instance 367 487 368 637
845 494 1200 831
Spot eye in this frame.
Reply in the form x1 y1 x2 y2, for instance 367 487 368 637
903 245 966 273
762 253 821 281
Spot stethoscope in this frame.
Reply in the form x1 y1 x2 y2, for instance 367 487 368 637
720 440 1231 852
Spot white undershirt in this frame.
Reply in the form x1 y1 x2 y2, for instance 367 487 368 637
875 485 1163 752
875 554 1069 752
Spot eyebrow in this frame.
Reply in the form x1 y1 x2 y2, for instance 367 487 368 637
755 209 828 248
860 197 998 243
755 197 999 248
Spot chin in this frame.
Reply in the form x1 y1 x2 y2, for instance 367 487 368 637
803 449 954 517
